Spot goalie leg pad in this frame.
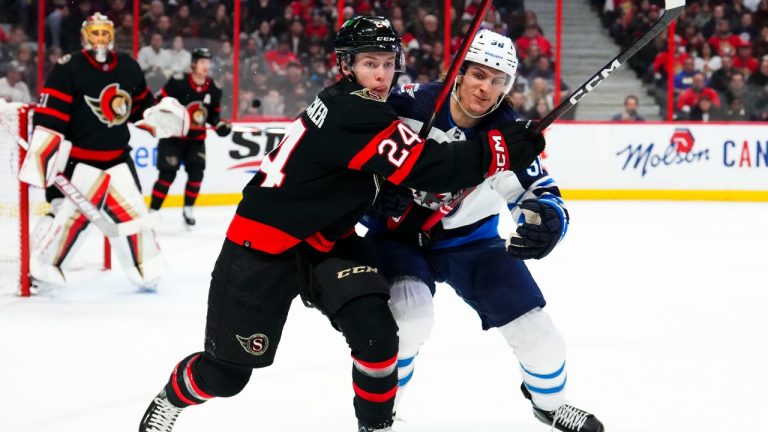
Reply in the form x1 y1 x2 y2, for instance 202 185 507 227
498 307 567 411
18 126 72 188
30 164 111 284
103 162 165 289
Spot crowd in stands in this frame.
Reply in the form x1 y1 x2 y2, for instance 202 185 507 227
595 0 768 121
1 0 575 121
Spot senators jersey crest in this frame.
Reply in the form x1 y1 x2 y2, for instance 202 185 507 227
187 101 208 126
85 83 132 127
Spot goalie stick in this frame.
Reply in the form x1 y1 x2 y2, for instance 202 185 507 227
4 118 159 238
420 0 687 231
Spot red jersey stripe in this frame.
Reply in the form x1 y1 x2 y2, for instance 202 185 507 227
226 213 301 254
70 147 124 161
41 87 73 103
348 120 400 170
387 141 425 185
305 231 335 252
35 106 70 122
352 354 397 370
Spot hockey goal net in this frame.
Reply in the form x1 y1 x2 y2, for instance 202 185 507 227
0 103 110 298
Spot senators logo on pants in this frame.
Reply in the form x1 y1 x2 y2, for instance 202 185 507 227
236 333 269 356
85 83 132 127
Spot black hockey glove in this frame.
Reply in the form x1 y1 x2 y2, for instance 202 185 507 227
506 199 568 260
214 121 232 137
386 203 443 249
490 120 546 172
370 183 414 218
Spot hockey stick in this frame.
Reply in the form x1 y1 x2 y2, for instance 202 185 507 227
417 0 493 138
420 0 687 231
7 120 159 238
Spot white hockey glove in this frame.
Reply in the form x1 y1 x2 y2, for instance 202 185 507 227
18 126 72 188
135 97 190 139
506 198 569 260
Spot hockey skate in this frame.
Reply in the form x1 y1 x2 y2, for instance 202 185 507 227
139 388 184 432
521 384 604 432
358 426 393 432
182 206 196 230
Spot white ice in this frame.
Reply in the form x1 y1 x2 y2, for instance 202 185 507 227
1 200 767 432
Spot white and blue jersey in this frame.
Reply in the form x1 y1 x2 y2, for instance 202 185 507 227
370 81 567 250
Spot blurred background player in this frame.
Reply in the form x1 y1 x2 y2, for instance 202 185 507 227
18 12 187 291
137 16 545 432
364 30 604 432
149 47 231 229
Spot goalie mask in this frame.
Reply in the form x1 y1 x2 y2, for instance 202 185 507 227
452 29 518 118
335 16 405 75
81 12 115 63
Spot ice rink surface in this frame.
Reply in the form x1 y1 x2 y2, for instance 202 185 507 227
2 200 767 432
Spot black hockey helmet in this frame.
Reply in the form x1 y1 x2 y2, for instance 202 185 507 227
192 48 212 62
335 16 404 72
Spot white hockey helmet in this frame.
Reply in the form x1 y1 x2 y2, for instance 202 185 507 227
81 12 115 63
452 29 518 118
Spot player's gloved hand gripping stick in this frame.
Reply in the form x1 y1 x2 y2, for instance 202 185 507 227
419 0 687 232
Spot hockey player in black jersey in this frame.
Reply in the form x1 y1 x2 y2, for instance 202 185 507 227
138 16 545 432
149 47 231 228
18 12 189 291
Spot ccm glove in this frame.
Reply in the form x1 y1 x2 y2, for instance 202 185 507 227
486 120 545 173
215 120 232 137
370 182 414 218
506 199 568 260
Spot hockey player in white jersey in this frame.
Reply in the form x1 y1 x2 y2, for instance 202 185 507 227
364 29 604 432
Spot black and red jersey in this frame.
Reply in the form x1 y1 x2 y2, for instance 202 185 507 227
158 73 223 141
34 50 155 162
226 79 512 255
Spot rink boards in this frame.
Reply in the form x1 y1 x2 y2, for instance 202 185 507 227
127 121 768 206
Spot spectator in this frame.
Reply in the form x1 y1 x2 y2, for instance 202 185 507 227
417 14 442 51
253 0 281 24
754 25 768 59
509 89 527 114
156 15 175 44
677 72 721 112
710 54 736 93
725 97 750 120
264 36 301 75
61 0 93 52
45 0 69 49
44 47 63 76
688 96 721 121
526 96 550 120
105 0 127 25
723 71 749 105
702 4 726 39
172 4 198 39
612 95 646 121
15 44 35 90
141 0 165 37
213 40 234 76
734 12 758 41
261 89 285 116
747 55 768 87
674 57 699 90
114 12 134 53
693 42 722 78
202 3 232 42
191 0 216 22
305 13 329 40
733 40 758 74
138 32 172 92
707 19 742 57
251 22 275 53
526 55 569 97
168 36 192 75
287 19 310 56
526 77 553 112
516 23 553 59
0 62 32 103
391 18 419 53
750 83 768 120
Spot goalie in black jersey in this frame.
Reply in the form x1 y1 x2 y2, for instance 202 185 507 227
149 47 231 228
139 16 545 432
18 12 189 291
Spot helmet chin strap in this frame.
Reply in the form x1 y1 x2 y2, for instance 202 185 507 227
451 79 505 120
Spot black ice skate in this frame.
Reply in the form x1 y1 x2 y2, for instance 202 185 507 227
139 389 184 432
358 420 394 432
521 383 604 432
182 206 196 229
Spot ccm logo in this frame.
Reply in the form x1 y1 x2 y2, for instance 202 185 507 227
488 131 508 175
569 59 622 104
337 266 378 279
